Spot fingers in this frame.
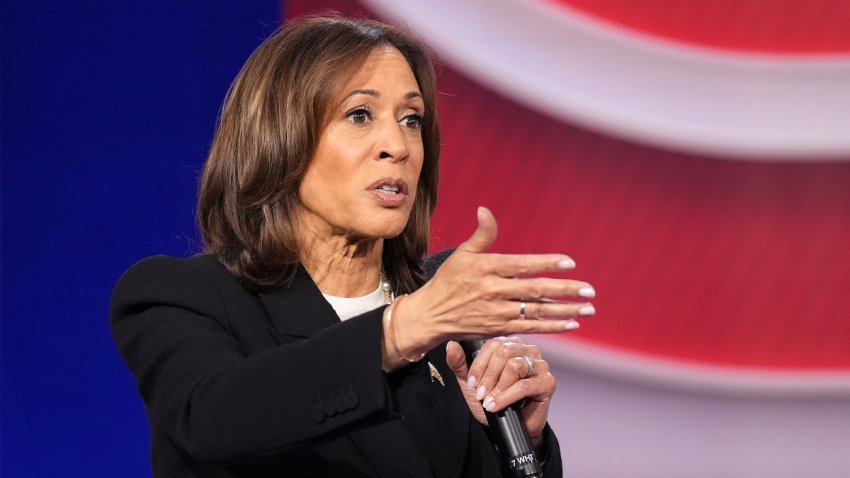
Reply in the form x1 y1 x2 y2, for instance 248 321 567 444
483 357 551 412
464 338 556 414
486 367 556 414
486 253 578 277
487 277 596 302
454 295 592 334
447 299 588 339
445 341 469 382
501 298 595 320
466 337 536 398
464 277 595 332
456 207 498 254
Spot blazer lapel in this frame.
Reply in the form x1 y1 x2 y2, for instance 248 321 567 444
422 347 472 478
257 266 340 340
414 248 471 478
384 348 471 478
258 256 472 477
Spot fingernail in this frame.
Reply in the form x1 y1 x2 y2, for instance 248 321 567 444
564 319 580 330
476 385 487 401
467 376 477 390
558 258 576 270
579 305 596 316
578 287 596 299
483 397 495 411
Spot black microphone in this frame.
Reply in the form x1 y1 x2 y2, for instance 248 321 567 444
461 340 543 478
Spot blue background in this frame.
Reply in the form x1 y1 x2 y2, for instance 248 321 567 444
2 1 282 475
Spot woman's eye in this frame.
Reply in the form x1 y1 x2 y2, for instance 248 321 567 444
345 108 372 125
402 114 423 131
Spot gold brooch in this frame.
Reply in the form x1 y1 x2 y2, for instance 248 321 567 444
428 361 445 386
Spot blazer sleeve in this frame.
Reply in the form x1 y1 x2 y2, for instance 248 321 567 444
538 423 563 478
110 256 395 463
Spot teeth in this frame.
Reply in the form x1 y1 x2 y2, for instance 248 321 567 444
379 185 399 194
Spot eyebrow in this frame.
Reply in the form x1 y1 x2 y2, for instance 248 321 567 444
343 89 423 101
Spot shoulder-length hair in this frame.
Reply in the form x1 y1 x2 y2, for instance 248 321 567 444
197 15 440 292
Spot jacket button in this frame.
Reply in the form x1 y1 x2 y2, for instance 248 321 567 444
324 396 337 417
312 400 325 423
334 393 347 413
343 385 359 409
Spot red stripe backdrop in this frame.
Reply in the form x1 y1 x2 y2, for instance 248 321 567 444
289 0 850 371
431 66 850 370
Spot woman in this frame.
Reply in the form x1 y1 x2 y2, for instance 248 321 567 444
110 15 596 477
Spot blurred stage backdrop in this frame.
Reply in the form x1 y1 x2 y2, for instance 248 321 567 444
2 0 849 476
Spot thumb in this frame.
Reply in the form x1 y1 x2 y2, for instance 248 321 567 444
457 206 497 254
445 341 469 382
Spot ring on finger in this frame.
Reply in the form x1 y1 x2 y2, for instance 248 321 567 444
518 301 527 320
520 355 534 379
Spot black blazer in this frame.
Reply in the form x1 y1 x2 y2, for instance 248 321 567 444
110 253 562 477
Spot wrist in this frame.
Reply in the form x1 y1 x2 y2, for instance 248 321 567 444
393 295 431 358
382 296 427 370
532 422 553 459
381 310 402 372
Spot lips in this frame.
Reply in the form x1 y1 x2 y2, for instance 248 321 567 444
368 177 408 195
368 177 409 207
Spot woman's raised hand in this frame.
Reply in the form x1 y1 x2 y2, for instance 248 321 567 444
392 206 595 355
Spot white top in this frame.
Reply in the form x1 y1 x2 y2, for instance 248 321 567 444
323 283 386 321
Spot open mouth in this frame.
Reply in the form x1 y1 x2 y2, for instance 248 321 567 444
377 184 400 195
368 178 409 207
369 178 407 196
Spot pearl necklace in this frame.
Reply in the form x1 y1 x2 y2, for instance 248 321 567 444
380 270 394 304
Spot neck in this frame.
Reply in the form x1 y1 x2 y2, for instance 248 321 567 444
300 233 384 298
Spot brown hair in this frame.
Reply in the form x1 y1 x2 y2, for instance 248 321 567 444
197 15 440 292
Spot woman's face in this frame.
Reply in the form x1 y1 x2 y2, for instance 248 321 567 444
298 46 425 243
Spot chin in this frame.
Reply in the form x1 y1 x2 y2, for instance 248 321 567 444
379 223 409 239
370 212 411 239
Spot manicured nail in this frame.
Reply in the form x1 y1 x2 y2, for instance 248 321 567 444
476 385 487 401
558 258 576 270
483 396 495 411
564 319 580 330
579 305 596 316
467 375 477 390
578 287 596 299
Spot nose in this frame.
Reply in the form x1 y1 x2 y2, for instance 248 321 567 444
376 119 410 163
